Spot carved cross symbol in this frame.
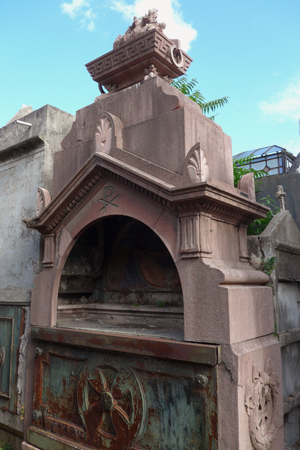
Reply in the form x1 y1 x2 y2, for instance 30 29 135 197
98 186 120 212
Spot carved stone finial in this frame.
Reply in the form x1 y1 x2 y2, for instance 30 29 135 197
275 185 286 211
113 9 166 49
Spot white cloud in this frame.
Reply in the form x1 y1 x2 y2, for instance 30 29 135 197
61 0 96 31
259 75 300 122
109 0 197 52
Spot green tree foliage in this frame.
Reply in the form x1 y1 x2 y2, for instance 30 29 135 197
171 77 229 120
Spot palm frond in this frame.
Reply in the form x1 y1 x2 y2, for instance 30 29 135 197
201 97 229 115
171 76 228 119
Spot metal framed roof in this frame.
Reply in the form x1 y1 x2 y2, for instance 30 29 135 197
233 145 288 160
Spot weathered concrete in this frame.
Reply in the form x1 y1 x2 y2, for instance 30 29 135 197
0 105 74 302
0 105 74 448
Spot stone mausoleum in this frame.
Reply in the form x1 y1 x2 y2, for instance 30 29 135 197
0 10 284 450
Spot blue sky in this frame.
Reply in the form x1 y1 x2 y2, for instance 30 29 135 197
1 0 300 156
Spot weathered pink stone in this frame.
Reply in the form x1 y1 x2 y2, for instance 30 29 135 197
23 12 284 450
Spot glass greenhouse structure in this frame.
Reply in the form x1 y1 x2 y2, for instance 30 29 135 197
233 145 296 175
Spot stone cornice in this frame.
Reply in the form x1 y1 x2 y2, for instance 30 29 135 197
26 153 268 235
0 136 45 162
275 241 300 255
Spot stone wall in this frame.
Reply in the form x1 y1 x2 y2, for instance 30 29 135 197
0 105 74 447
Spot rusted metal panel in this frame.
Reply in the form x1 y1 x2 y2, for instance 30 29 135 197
31 326 220 365
0 305 24 413
29 338 218 449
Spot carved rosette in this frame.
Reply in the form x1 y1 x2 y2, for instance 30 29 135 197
245 359 281 450
77 365 146 449
185 144 210 184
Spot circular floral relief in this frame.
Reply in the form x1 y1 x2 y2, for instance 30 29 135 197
245 359 281 450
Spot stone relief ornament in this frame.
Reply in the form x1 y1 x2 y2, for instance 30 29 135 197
77 364 146 450
168 45 184 68
113 9 166 49
95 115 112 153
92 112 123 155
144 64 159 80
186 144 210 184
245 359 281 450
37 187 51 216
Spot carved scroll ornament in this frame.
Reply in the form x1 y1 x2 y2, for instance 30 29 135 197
245 359 281 450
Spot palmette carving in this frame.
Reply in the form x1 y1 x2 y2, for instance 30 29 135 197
245 359 281 450
95 115 112 153
37 187 51 216
186 144 210 184
77 365 146 449
92 112 123 156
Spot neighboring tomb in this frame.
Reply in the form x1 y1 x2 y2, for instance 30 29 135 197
249 209 300 449
0 105 74 448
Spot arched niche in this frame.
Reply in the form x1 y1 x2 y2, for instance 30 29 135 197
57 216 183 339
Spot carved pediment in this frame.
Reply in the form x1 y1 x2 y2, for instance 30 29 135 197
26 152 269 238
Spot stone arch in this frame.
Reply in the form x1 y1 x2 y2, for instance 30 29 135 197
56 215 183 337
